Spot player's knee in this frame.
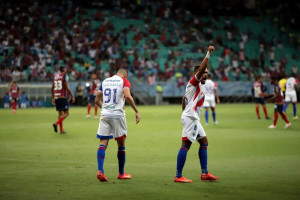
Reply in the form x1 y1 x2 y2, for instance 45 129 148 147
117 139 126 147
198 136 208 146
182 140 192 148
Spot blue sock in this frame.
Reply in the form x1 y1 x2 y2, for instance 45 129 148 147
283 103 289 113
293 104 297 117
199 144 208 174
212 110 216 122
118 146 126 175
97 145 106 173
205 110 209 124
176 145 189 178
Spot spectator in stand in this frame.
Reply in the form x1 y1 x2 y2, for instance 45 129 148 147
3 92 10 108
20 91 27 108
76 82 84 106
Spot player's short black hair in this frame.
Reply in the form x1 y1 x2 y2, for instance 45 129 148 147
60 66 65 72
193 65 200 73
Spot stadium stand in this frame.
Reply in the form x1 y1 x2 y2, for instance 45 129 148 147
0 0 299 84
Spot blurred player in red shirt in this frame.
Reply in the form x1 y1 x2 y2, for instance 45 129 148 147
9 81 21 114
86 73 100 119
252 75 270 119
52 66 75 134
267 77 291 129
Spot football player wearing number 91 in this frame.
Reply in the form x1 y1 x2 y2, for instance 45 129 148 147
95 68 140 182
51 66 75 134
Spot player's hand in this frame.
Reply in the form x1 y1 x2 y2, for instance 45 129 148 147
208 46 215 53
52 98 55 106
135 112 140 124
217 99 220 104
72 97 75 103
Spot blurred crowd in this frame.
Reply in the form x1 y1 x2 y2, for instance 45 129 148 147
0 0 299 85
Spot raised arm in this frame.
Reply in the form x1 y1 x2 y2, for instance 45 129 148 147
123 88 140 124
195 46 215 80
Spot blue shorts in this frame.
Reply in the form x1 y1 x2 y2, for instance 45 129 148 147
274 104 283 112
55 98 69 111
254 97 265 105
88 94 96 104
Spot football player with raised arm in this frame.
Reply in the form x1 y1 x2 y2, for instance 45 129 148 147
174 46 219 183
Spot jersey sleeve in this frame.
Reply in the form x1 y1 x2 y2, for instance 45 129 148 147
213 82 217 89
189 75 200 86
295 79 298 84
122 78 131 89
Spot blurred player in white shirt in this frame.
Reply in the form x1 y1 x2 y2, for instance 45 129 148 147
86 73 100 119
203 74 220 125
95 68 140 182
174 46 218 183
283 73 298 120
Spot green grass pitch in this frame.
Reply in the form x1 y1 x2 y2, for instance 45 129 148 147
0 104 300 200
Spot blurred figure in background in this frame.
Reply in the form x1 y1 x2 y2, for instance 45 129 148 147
283 73 298 120
86 73 100 119
252 75 270 120
203 74 220 125
20 91 27 108
268 77 291 129
9 81 21 114
76 82 84 106
279 73 287 99
3 92 10 108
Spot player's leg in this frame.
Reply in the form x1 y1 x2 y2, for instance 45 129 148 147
211 107 218 124
196 124 218 181
269 105 278 128
277 104 291 128
261 98 270 119
203 100 210 125
53 110 63 133
205 107 209 125
94 105 98 119
86 102 91 118
255 103 260 119
97 139 109 182
58 110 69 134
254 98 261 119
116 138 131 179
283 102 289 113
175 117 196 183
12 99 16 113
283 94 291 113
175 139 192 182
292 102 298 119
210 99 217 124
113 116 131 179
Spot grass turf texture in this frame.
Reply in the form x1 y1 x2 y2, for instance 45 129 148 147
0 104 299 200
